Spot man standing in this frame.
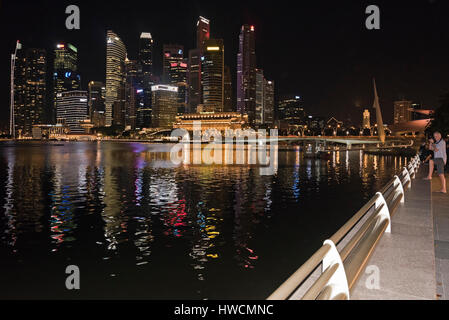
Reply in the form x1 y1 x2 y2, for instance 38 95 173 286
432 132 447 193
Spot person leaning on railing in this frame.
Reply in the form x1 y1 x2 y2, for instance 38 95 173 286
423 138 435 181
431 131 447 193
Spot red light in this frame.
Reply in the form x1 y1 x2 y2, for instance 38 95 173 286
250 25 255 31
170 62 178 67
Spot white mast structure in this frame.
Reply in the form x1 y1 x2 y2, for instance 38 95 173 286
10 40 21 139
373 78 385 144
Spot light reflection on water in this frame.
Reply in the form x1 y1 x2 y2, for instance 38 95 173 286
0 141 409 299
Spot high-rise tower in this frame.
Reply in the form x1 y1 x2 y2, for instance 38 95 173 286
237 24 257 124
201 39 224 112
105 30 127 126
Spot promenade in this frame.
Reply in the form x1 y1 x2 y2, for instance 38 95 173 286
352 167 449 300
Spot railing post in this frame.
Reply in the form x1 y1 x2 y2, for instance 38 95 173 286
375 192 391 233
322 239 350 300
394 175 405 203
402 167 411 189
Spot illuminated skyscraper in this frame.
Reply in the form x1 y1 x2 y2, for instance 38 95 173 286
255 69 264 125
14 47 47 136
139 32 153 77
53 43 80 122
56 90 88 133
237 24 257 124
255 69 274 126
224 65 233 112
278 95 305 125
137 32 154 128
88 81 105 127
188 16 210 112
263 79 274 125
105 30 127 126
151 85 178 128
163 44 188 114
393 100 413 124
201 39 224 112
188 48 201 112
197 16 210 51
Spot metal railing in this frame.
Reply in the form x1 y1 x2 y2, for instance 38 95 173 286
267 154 421 300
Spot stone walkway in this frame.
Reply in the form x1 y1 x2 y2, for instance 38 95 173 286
432 173 449 300
351 166 437 299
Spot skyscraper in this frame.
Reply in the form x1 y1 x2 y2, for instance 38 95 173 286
255 68 264 125
278 95 305 125
137 32 154 128
14 47 47 137
201 39 224 112
139 32 153 77
151 85 178 128
88 81 105 127
163 44 188 114
263 79 274 125
188 16 211 113
197 16 210 51
188 48 201 112
53 43 80 122
224 65 233 112
237 24 257 124
393 100 413 124
56 90 88 133
105 30 127 126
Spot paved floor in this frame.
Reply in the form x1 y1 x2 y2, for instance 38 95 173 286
351 166 437 299
432 172 449 300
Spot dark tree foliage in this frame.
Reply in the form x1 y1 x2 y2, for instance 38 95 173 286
428 92 449 138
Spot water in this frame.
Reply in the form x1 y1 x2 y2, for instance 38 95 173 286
0 141 410 299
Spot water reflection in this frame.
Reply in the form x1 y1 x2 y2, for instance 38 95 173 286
0 141 409 299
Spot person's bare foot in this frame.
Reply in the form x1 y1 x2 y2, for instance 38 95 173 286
437 190 447 193
423 177 432 180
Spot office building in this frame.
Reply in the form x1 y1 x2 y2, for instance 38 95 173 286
151 85 178 128
236 24 257 123
224 65 233 112
393 100 413 124
201 39 224 113
56 90 88 133
263 79 274 126
278 95 306 125
105 30 127 126
88 81 106 127
53 43 80 122
14 47 47 136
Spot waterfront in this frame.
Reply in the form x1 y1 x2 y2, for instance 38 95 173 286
0 141 412 299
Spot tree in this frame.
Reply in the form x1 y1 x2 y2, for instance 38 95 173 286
428 92 449 137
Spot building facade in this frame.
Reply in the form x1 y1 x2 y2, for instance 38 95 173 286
393 100 413 124
105 30 127 126
14 47 47 137
236 24 257 124
151 85 178 128
56 90 88 133
88 81 105 127
53 43 80 123
201 39 224 113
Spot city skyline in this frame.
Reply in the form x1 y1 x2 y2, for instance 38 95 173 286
2 0 449 130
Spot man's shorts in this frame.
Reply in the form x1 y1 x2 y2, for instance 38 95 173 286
434 158 446 175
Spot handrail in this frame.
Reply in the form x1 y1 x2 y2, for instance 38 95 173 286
267 154 420 300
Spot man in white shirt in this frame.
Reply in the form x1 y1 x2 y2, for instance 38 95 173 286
432 132 447 193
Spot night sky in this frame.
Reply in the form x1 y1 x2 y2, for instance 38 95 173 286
1 0 449 129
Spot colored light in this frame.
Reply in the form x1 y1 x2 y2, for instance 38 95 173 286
57 44 65 49
207 46 220 51
250 25 255 31
180 63 187 68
